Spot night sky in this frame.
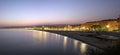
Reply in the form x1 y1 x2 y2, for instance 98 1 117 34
0 0 120 26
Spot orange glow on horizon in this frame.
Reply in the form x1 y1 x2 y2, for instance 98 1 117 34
0 20 50 26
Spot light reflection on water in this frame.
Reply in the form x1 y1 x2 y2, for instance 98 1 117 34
32 30 88 55
74 39 79 51
63 36 68 51
33 31 89 55
33 31 48 43
80 43 87 55
0 29 98 55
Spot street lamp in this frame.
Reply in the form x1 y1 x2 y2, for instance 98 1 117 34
106 25 110 28
106 25 110 31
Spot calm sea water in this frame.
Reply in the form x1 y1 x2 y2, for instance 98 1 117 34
0 29 97 55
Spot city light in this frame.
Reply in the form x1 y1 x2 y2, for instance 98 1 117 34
106 25 110 28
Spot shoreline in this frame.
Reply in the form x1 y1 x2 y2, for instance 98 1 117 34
37 30 112 50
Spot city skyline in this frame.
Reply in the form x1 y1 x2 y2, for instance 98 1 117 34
0 0 120 27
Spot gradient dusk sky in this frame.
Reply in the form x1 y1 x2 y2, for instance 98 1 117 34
0 0 120 26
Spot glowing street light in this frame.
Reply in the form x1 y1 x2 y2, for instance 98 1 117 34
106 25 110 28
82 27 85 29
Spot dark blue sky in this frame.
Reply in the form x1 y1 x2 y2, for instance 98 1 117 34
0 0 120 26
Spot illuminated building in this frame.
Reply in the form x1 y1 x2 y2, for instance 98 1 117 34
34 16 120 31
80 18 119 31
80 21 99 31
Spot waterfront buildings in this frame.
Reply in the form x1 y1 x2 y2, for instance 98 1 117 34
34 17 120 31
80 18 119 31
